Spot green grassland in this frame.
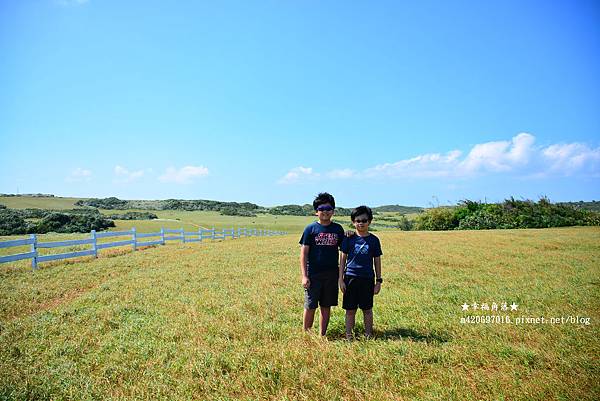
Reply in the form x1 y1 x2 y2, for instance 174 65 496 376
0 196 413 234
1 227 598 400
105 209 336 234
0 196 359 234
0 196 82 210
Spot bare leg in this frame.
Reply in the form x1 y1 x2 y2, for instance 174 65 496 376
319 306 331 336
304 308 316 331
345 309 357 339
363 308 373 338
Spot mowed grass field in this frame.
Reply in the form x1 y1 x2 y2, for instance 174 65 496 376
1 227 598 400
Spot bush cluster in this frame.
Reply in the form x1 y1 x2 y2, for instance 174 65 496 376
107 212 158 220
76 197 262 216
73 197 358 217
220 207 257 217
33 213 115 234
0 210 29 235
0 208 115 235
75 197 129 209
414 197 600 231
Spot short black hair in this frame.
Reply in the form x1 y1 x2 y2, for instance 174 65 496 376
313 192 335 210
351 205 373 222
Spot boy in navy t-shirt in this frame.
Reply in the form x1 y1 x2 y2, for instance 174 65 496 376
338 205 383 339
299 192 345 336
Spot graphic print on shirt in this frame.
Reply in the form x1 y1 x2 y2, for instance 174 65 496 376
354 243 369 255
315 232 339 246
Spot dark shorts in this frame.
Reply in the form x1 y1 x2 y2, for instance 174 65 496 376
304 270 339 309
342 275 375 310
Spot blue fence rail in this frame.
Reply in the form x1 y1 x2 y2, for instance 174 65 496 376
0 227 287 270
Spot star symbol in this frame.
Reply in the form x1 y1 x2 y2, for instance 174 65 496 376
510 302 518 311
461 303 469 311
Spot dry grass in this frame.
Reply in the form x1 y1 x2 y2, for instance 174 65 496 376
0 227 598 400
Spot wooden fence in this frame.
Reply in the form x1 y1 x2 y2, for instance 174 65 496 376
0 227 287 270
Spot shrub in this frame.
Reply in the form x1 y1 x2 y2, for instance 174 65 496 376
0 210 29 235
220 207 257 217
269 205 308 216
414 207 458 230
31 213 115 234
107 212 158 220
397 215 414 231
76 197 129 209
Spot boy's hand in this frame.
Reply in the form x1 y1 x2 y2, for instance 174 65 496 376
374 283 381 295
302 276 310 289
345 230 355 237
339 279 346 293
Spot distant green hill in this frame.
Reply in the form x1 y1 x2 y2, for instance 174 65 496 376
373 204 423 214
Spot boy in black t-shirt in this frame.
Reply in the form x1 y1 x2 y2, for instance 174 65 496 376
299 192 345 336
338 205 383 339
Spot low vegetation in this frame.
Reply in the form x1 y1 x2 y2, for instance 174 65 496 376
0 209 115 235
415 197 600 231
75 197 262 216
106 212 158 220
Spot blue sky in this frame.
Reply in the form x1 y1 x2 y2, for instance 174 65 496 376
1 0 599 207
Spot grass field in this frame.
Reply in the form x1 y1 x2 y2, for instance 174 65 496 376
0 196 82 210
107 209 330 234
0 196 413 234
1 227 598 400
0 196 352 233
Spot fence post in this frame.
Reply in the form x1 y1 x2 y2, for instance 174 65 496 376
91 230 97 258
30 233 37 271
181 227 185 244
160 227 165 245
132 227 137 251
211 227 215 240
198 227 202 242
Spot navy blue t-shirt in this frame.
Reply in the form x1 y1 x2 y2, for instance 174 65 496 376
340 234 382 278
299 221 345 277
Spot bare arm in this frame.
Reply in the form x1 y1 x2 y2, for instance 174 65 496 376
338 252 348 292
374 256 382 294
300 245 310 289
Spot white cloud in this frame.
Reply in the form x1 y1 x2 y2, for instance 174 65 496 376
66 167 92 183
458 133 535 174
113 165 145 184
364 150 462 178
542 143 600 175
159 166 209 184
278 133 600 183
278 166 319 184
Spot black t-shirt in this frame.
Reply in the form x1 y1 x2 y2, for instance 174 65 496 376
299 221 345 277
